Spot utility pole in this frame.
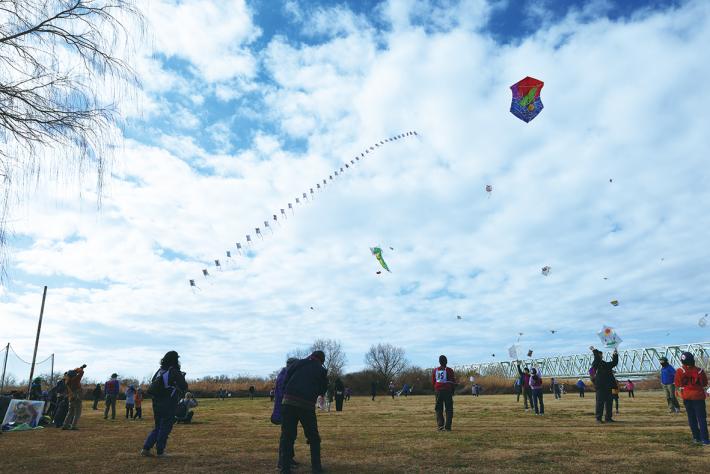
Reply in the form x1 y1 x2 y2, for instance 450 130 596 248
50 353 55 386
1 342 9 393
27 286 48 399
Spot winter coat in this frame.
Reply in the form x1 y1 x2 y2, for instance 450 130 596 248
282 356 328 410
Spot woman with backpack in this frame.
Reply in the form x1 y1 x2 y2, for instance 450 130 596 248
141 351 188 457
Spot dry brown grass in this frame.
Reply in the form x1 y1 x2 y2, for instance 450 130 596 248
1 390 708 473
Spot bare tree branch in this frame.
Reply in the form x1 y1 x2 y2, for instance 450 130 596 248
0 0 144 281
364 343 409 385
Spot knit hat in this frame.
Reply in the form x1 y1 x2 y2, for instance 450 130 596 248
311 350 325 364
680 352 695 365
659 357 668 364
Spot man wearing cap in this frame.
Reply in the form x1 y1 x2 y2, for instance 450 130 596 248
432 355 457 431
659 357 681 414
674 352 709 445
104 373 120 420
278 351 328 474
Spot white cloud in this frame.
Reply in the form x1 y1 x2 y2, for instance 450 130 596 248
146 0 261 82
3 1 710 378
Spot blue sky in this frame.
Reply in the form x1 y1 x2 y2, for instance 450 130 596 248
2 0 710 381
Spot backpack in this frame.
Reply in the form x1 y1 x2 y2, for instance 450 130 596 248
147 369 171 398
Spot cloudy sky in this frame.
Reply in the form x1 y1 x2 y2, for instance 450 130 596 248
2 0 710 382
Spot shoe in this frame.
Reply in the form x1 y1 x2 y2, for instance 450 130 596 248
61 426 70 430
596 419 603 424
71 427 79 430
702 441 710 446
445 428 452 431
692 439 702 445
605 419 615 423
140 449 153 457
437 426 445 431
156 452 169 458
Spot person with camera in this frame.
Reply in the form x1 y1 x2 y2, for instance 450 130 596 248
62 364 86 430
174 392 198 424
141 350 188 458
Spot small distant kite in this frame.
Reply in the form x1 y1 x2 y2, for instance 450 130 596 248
510 76 544 123
485 184 493 196
189 279 199 290
214 259 221 270
550 330 556 334
541 266 551 276
389 246 394 251
609 178 613 183
236 243 242 254
226 251 232 258
370 247 391 273
310 306 315 311
491 354 496 358
610 300 619 306
700 314 708 328
456 315 462 320
517 332 524 342
527 349 534 357
202 269 209 278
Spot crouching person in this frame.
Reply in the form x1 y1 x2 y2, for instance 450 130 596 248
175 393 198 424
278 351 328 474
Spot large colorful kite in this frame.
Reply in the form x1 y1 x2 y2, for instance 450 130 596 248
510 76 544 123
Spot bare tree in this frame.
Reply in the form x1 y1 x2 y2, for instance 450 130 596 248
288 339 348 381
310 339 347 381
0 0 144 279
364 343 408 385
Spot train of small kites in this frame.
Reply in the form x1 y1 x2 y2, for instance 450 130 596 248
187 76 708 336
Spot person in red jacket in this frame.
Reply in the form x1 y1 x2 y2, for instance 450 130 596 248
432 355 457 431
674 352 709 445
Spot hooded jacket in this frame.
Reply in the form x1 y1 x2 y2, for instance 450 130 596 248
517 364 531 388
282 354 328 410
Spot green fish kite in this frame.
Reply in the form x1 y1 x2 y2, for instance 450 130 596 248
370 247 391 273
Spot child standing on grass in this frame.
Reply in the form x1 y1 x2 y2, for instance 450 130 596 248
134 388 143 419
126 385 136 419
626 380 635 398
576 378 586 398
674 352 709 445
611 377 620 414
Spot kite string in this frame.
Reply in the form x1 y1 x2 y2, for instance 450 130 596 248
195 131 419 284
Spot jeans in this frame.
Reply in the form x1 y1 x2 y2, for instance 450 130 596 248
126 403 134 418
554 387 561 399
579 387 585 398
523 387 533 408
663 384 680 411
628 390 635 398
595 388 613 421
531 388 544 414
143 401 177 455
134 406 142 419
335 396 344 412
279 405 321 474
63 397 82 428
612 394 619 413
92 397 100 410
683 399 709 442
434 390 454 429
104 394 117 419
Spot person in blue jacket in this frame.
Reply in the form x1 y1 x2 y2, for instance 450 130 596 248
576 379 586 398
659 357 681 414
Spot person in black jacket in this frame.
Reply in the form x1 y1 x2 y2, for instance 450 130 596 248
590 346 619 423
278 351 328 474
141 351 188 457
334 378 345 412
92 384 102 410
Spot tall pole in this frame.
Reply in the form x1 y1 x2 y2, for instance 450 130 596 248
50 354 55 386
27 286 48 399
1 342 9 393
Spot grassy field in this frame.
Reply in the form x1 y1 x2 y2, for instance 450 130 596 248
1 391 708 473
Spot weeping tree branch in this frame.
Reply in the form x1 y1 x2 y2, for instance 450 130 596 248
0 0 144 282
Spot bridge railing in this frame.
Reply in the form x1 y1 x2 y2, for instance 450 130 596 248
452 342 710 379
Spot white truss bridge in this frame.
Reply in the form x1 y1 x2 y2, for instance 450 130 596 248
453 342 710 379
